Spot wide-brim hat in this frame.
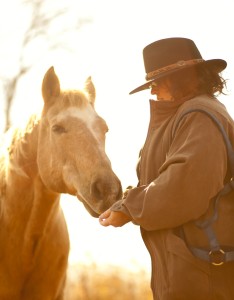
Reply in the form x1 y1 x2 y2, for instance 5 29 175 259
129 37 227 95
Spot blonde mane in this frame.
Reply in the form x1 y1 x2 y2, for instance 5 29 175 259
0 115 40 189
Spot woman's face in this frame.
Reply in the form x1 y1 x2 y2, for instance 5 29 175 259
150 78 173 101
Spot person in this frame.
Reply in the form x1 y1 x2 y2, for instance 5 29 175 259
99 37 234 300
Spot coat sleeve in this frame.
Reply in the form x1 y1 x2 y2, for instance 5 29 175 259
111 112 228 231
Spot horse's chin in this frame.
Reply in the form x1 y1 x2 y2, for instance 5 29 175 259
76 194 100 218
81 201 100 218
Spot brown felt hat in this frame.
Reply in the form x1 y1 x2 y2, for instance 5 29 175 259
129 37 227 95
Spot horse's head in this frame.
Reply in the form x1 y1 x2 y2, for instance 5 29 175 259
37 66 122 217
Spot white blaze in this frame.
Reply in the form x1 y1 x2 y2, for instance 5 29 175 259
56 105 100 140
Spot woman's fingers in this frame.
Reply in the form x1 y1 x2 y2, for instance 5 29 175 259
99 209 111 226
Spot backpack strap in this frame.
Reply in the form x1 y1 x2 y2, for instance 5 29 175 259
174 108 234 265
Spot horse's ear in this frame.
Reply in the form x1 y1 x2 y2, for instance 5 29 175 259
85 76 96 105
42 66 60 103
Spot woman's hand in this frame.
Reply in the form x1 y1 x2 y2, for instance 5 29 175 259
99 209 132 227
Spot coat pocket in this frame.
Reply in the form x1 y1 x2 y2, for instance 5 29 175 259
165 232 212 300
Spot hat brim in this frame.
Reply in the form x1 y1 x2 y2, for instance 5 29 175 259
129 59 227 95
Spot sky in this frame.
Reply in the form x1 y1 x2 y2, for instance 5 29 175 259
0 0 234 273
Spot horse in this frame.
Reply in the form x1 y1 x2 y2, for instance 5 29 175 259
0 66 122 300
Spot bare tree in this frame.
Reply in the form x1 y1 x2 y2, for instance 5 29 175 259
0 0 92 131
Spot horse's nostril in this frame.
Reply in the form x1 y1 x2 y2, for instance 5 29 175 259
91 180 104 200
91 177 122 202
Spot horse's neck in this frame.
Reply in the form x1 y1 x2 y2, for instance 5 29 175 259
2 118 61 242
27 175 61 234
0 117 64 274
22 175 61 272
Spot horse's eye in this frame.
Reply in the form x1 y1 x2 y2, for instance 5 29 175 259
52 124 66 133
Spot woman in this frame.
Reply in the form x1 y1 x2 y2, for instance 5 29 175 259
99 37 234 300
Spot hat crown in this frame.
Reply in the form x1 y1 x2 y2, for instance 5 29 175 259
143 38 202 74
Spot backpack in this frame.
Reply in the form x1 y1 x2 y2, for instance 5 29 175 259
174 108 234 266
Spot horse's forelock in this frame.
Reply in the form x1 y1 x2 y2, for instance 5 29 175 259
47 90 91 112
63 90 88 107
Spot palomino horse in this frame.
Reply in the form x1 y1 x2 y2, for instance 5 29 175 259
0 66 122 300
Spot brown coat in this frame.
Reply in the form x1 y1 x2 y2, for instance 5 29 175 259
112 95 234 300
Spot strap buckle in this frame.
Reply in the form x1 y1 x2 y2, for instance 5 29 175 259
209 249 225 266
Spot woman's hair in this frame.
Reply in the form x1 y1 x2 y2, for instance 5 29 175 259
164 65 227 100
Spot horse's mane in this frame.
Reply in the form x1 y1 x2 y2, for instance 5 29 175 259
0 114 40 194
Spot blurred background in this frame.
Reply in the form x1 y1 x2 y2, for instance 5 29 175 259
0 0 234 299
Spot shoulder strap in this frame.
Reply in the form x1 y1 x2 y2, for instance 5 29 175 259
175 108 234 265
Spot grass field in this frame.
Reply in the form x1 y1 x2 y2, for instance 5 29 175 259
65 263 153 300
